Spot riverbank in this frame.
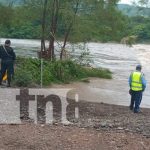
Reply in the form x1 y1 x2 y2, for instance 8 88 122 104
1 102 150 150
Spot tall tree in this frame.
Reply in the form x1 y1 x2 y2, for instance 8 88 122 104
48 0 59 60
60 0 81 60
41 0 48 51
0 4 13 28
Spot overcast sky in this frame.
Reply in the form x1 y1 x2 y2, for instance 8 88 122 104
119 0 133 5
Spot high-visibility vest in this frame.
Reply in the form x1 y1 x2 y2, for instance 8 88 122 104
131 71 142 91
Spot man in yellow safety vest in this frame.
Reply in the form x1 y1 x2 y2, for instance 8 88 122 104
129 65 146 113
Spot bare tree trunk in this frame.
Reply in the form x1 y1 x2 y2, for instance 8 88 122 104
60 0 80 60
41 0 48 52
48 0 59 61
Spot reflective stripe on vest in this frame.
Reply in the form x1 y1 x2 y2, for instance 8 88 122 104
131 71 142 91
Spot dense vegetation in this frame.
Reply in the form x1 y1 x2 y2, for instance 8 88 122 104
128 16 150 42
0 1 150 43
12 57 112 87
0 0 127 42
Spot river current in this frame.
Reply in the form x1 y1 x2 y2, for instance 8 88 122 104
0 38 150 108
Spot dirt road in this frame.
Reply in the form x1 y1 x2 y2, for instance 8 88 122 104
0 102 150 150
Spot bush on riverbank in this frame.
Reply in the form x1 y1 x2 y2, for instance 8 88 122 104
12 57 112 87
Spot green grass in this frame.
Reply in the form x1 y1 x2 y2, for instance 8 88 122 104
12 57 112 87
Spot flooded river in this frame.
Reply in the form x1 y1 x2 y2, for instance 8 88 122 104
0 38 150 108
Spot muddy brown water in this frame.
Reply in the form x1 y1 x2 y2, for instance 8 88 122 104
0 38 150 108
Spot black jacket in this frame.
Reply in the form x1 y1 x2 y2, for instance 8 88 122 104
0 45 16 61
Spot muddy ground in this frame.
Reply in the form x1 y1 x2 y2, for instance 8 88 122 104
1 101 150 150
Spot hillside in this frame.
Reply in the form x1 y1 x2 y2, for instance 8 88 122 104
118 4 150 17
0 0 149 17
0 0 22 5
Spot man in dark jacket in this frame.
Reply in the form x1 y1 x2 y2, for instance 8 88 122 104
0 40 16 87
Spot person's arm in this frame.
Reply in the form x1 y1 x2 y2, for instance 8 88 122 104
141 75 146 91
13 51 16 61
0 46 2 58
11 48 16 61
128 73 132 88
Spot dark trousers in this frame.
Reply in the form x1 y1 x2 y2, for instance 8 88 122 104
130 90 142 113
0 60 14 86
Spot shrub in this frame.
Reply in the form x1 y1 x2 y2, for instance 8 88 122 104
85 68 112 79
13 57 112 87
13 69 33 87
